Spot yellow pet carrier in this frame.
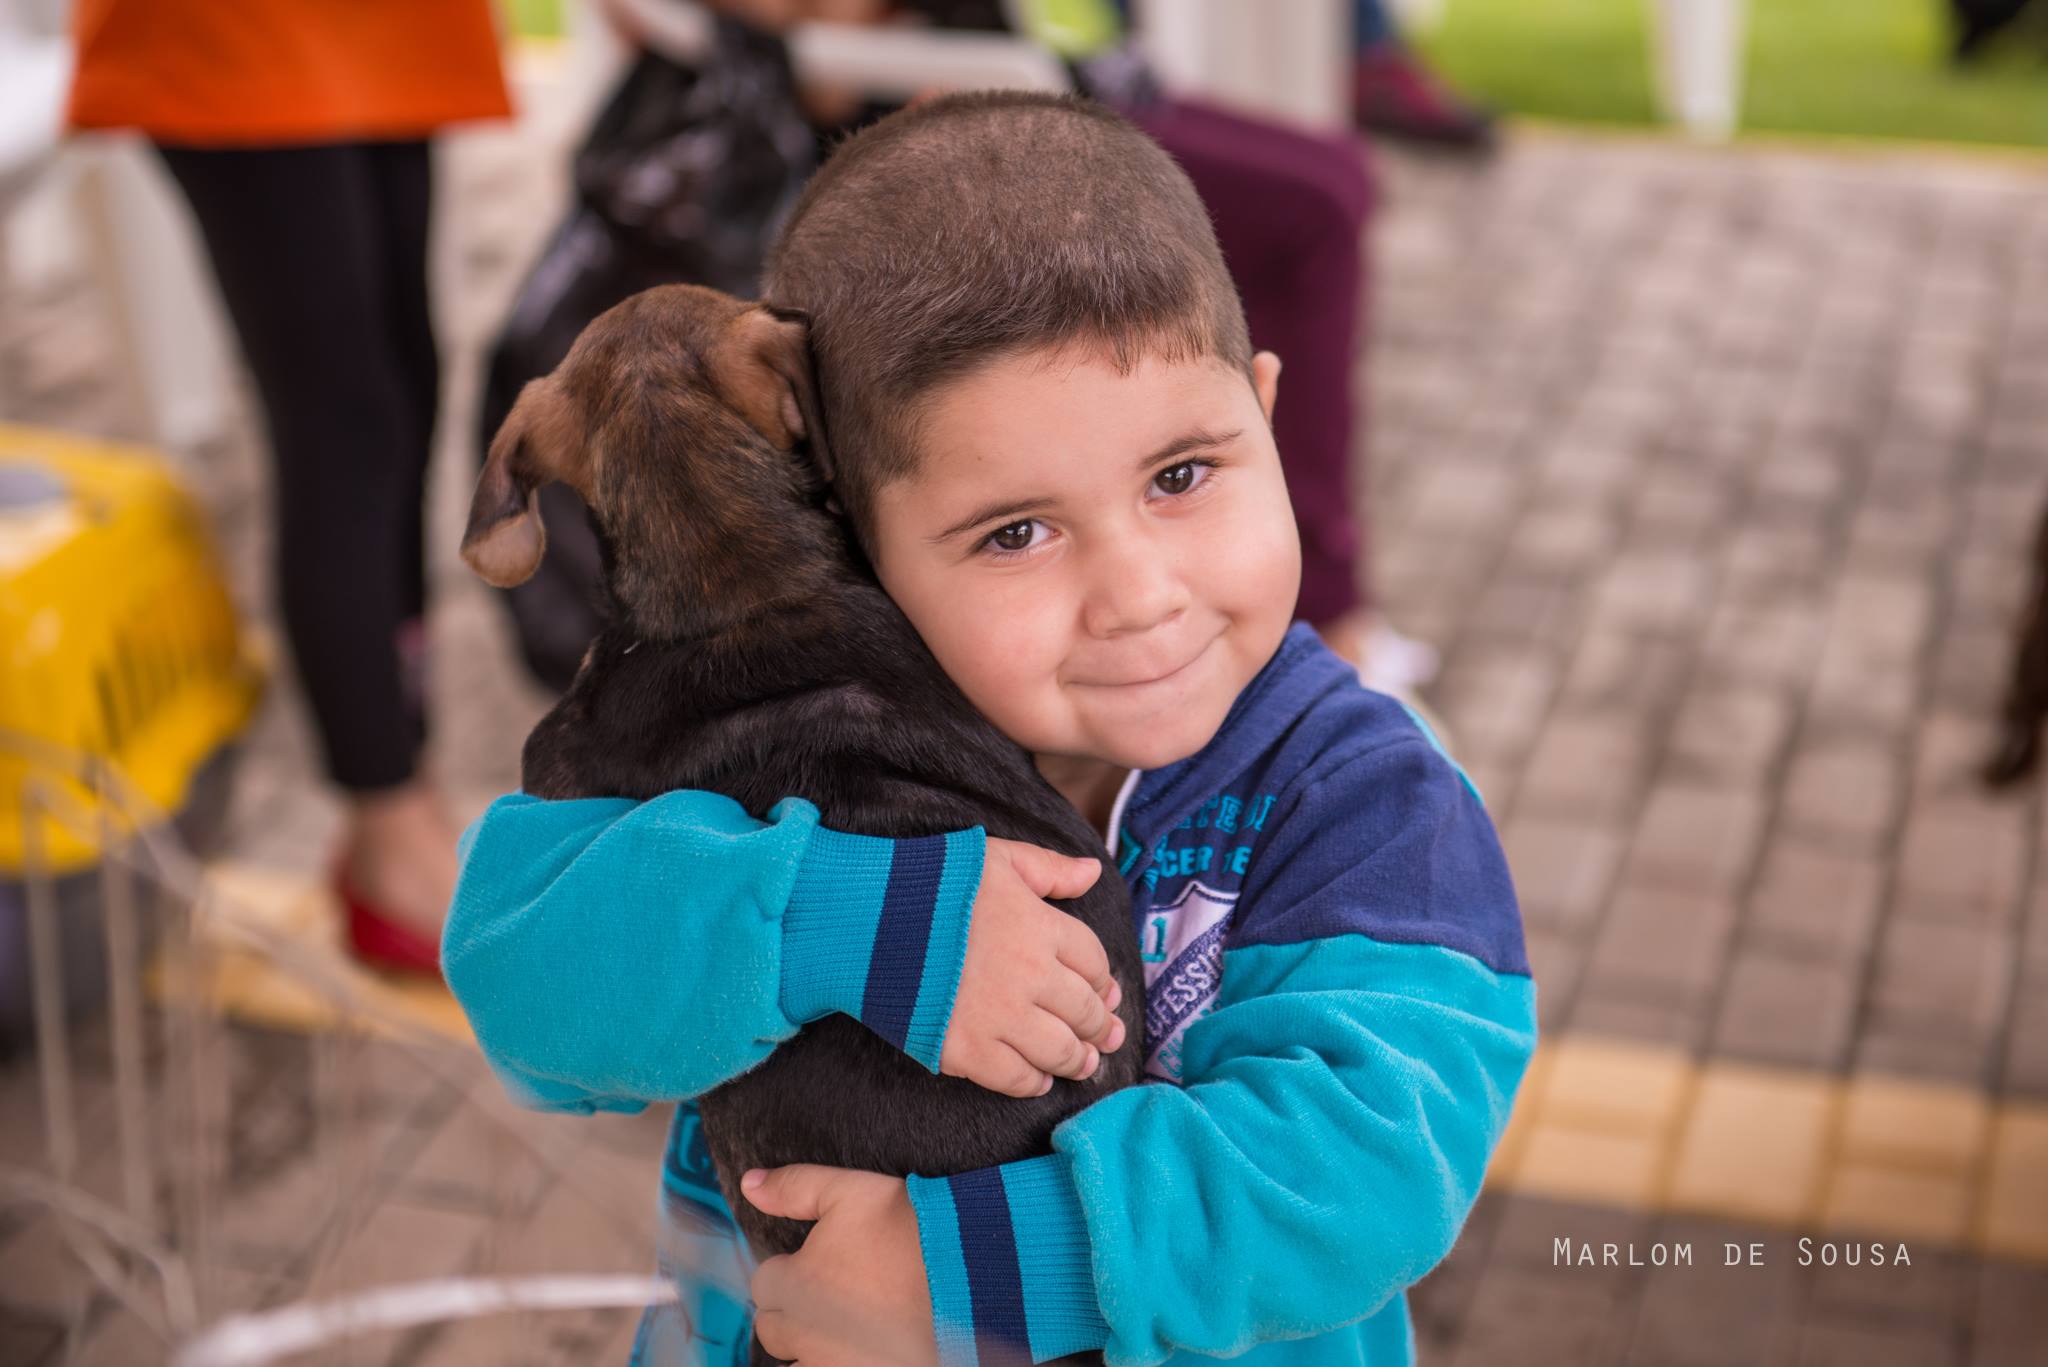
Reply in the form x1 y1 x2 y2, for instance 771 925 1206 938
0 423 263 1038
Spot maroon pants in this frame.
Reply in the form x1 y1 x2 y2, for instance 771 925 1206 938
1132 98 1375 626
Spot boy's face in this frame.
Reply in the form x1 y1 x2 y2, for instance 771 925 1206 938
868 344 1301 774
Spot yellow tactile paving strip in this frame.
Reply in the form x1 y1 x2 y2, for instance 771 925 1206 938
178 863 2048 1265
1492 1036 2048 1265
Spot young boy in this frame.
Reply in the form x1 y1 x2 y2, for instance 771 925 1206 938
444 92 1535 1367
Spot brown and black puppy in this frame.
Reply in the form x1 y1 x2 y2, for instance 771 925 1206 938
465 283 1142 1364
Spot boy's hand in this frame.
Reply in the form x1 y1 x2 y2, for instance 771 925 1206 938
743 1165 937 1367
942 838 1127 1098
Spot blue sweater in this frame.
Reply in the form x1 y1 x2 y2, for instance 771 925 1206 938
443 624 1537 1366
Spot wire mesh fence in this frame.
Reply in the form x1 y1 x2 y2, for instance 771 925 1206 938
1 730 686 1365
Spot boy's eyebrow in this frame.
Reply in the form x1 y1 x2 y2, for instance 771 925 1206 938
931 495 1057 544
929 427 1244 544
1133 427 1241 473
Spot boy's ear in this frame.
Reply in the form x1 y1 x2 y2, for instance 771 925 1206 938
706 304 837 488
463 375 585 588
1252 351 1283 424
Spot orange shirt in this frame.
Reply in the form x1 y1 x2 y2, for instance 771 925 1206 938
69 0 514 146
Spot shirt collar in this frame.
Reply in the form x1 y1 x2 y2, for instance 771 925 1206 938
1115 622 1355 850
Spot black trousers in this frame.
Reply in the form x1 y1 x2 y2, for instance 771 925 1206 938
157 141 437 792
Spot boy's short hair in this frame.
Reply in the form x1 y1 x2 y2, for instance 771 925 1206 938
762 90 1253 552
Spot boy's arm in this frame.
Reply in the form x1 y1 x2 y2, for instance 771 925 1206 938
904 737 1538 1367
442 790 983 1113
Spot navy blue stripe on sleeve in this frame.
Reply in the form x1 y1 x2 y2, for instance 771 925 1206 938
948 1168 1034 1364
860 835 946 1050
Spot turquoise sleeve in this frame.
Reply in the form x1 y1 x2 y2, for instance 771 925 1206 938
442 790 984 1114
906 934 1537 1366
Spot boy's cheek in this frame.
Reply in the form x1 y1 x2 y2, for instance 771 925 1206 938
1257 491 1305 605
1201 504 1300 630
898 591 1069 735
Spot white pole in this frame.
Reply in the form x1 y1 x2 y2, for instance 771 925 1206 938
1647 0 1749 141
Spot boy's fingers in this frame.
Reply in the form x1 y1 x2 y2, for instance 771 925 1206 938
1003 1048 1056 1097
740 1164 838 1222
749 1311 786 1360
749 1254 795 1312
1045 852 1103 901
1038 969 1114 1048
752 1304 801 1364
966 1043 1050 1098
1006 842 1101 903
1054 919 1114 999
1007 1009 1097 1081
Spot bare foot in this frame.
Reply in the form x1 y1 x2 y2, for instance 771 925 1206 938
340 783 462 941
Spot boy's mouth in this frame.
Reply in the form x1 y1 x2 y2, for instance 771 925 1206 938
1072 633 1217 690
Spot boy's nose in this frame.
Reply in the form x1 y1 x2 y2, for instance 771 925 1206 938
1080 534 1190 638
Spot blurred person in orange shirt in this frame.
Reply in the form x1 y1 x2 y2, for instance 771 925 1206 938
68 1 514 975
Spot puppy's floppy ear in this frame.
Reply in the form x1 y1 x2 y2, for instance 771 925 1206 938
705 304 837 488
463 375 582 588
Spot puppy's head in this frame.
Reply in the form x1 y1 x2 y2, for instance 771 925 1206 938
463 285 838 632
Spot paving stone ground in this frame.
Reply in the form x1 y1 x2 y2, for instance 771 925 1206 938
1371 137 2048 1367
1370 138 2048 1099
5 123 2047 1364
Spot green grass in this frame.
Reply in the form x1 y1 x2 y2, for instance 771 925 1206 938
1414 0 2048 148
504 0 565 39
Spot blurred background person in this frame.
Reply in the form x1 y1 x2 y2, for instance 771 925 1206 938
65 0 513 972
1349 0 1496 149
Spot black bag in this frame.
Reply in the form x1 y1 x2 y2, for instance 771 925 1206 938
477 18 817 691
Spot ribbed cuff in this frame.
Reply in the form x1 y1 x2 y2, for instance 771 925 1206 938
908 1155 1108 1367
780 823 985 1072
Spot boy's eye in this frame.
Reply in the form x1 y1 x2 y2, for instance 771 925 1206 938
1153 460 1212 497
987 520 1041 554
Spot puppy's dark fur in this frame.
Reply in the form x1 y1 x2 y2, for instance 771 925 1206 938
465 284 1143 1366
